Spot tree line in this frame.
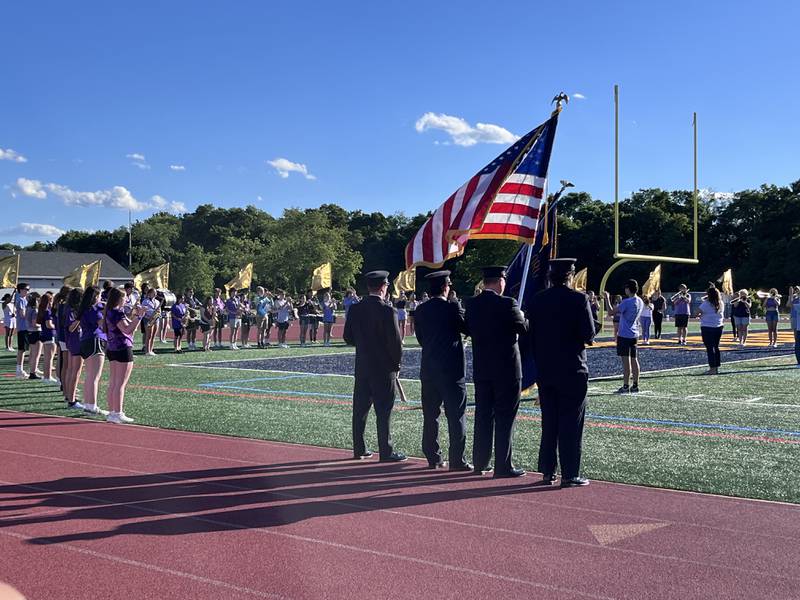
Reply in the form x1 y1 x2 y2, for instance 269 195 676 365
3 179 798 297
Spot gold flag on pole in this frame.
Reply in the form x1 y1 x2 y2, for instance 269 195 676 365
311 263 332 291
719 269 734 296
63 259 102 288
572 267 587 292
392 268 416 298
641 264 662 298
0 254 20 288
133 263 170 290
225 263 254 291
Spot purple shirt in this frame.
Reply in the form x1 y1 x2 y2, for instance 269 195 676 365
65 308 82 355
171 303 187 329
40 308 56 342
106 308 133 351
225 298 239 320
673 296 690 315
79 303 107 342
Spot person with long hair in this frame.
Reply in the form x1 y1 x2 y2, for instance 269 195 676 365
609 294 622 338
63 288 85 410
406 292 418 336
731 289 752 348
36 292 58 383
170 293 187 353
296 294 310 346
225 288 241 350
239 290 253 348
14 282 30 379
183 287 201 350
764 288 781 348
671 285 691 345
140 287 160 356
395 294 407 338
255 287 273 348
322 292 337 346
26 292 43 379
274 290 292 348
104 287 145 423
639 296 653 345
2 293 15 352
201 297 216 351
697 285 725 374
650 289 666 339
212 288 225 348
78 286 108 416
307 291 321 344
53 285 72 388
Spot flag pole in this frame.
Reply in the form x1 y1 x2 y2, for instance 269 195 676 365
516 94 569 304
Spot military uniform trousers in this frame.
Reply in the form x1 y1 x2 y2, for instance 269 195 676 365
352 371 396 459
472 378 522 475
421 376 468 467
537 375 588 480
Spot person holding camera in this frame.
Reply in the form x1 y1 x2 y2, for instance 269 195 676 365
104 287 146 423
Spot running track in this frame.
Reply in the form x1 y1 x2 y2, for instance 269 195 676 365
1 411 798 599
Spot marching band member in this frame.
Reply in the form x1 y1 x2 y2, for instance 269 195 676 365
104 287 146 423
671 285 691 345
731 289 752 347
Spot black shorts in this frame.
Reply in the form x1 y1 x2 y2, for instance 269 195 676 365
107 347 134 363
277 322 290 331
674 314 689 328
616 336 638 357
173 326 184 337
27 331 41 345
80 337 107 360
200 323 211 333
16 331 29 351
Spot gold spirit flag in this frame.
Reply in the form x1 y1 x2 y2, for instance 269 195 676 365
63 259 102 288
641 264 662 298
311 263 332 291
719 269 734 295
134 263 170 290
393 268 416 297
573 267 587 292
226 263 254 291
0 254 20 288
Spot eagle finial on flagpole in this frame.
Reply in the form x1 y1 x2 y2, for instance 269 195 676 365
551 92 569 113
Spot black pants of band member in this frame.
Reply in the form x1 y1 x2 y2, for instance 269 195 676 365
421 376 467 467
472 378 521 475
795 331 800 364
537 377 588 480
352 372 396 459
653 311 663 338
701 326 723 368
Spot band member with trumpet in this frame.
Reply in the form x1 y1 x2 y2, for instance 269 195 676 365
201 296 217 352
731 289 752 348
760 289 782 348
671 284 691 345
171 293 188 353
343 270 406 462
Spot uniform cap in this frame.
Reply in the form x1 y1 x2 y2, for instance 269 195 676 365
364 270 390 284
549 258 577 275
424 270 451 282
481 266 507 279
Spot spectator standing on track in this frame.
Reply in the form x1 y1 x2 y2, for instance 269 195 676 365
671 285 691 345
322 292 337 346
529 259 596 487
413 270 471 472
639 297 653 345
343 270 406 463
731 290 752 348
764 289 781 348
14 283 30 379
104 287 146 424
650 290 666 339
607 279 644 394
465 266 528 478
697 285 725 375
25 292 43 379
2 293 16 352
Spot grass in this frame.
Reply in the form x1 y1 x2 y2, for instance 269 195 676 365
2 324 799 504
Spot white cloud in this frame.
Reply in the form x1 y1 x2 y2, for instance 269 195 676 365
257 195 263 202
126 152 150 170
0 148 27 163
169 200 187 214
150 195 186 214
415 113 518 147
4 222 65 238
169 164 186 171
126 153 146 161
267 158 317 180
16 178 47 199
572 93 586 100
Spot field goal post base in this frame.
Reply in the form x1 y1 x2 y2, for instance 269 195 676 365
597 254 699 335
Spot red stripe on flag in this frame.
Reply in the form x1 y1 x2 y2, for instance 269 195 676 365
451 175 481 230
487 203 540 217
498 182 544 198
440 193 454 259
469 166 511 230
476 223 536 238
421 217 434 264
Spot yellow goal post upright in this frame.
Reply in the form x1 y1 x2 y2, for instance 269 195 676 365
597 85 699 332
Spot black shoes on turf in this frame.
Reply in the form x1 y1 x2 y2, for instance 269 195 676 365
561 477 590 488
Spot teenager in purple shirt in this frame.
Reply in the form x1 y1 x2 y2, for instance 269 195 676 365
36 292 58 383
212 288 226 348
171 294 187 353
77 286 108 416
54 285 72 390
104 287 145 424
63 288 85 410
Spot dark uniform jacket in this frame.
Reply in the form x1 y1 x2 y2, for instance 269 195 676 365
528 285 596 386
464 290 528 382
343 295 403 375
413 296 468 381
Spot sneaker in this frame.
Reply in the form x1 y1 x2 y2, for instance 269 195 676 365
146 351 157 356
106 412 134 424
630 384 640 393
15 369 28 379
43 377 59 384
615 385 630 394
83 404 109 417
28 373 42 380
67 401 85 410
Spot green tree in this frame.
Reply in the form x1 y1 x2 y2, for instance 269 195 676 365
171 243 216 297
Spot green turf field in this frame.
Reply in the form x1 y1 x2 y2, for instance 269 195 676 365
2 325 798 504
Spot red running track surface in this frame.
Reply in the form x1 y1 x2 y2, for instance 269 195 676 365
0 410 798 600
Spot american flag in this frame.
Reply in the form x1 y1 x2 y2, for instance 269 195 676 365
405 113 558 269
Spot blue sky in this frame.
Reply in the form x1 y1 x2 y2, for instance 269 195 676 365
1 1 798 245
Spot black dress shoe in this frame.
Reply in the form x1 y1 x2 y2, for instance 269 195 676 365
353 450 373 460
380 452 408 462
494 468 526 479
542 473 558 485
427 460 448 469
473 465 493 475
560 476 590 488
449 462 474 472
